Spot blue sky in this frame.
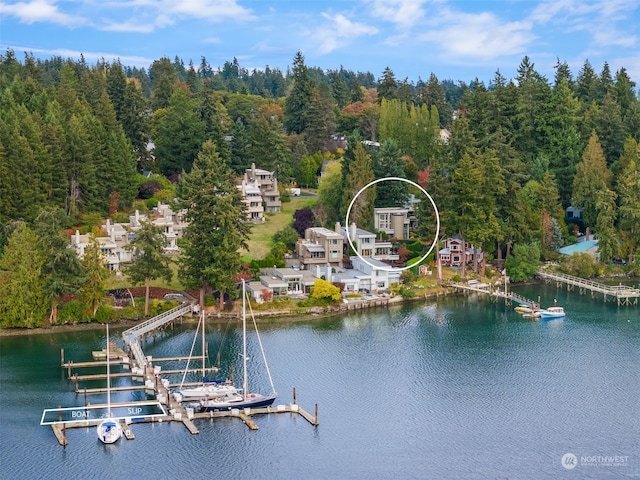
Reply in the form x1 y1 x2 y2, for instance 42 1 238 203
1 0 639 85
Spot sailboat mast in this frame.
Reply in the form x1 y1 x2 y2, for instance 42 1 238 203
201 309 206 381
242 280 248 398
106 323 112 418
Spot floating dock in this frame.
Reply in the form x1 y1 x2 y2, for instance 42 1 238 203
49 340 318 446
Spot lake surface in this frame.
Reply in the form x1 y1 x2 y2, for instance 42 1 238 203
1 283 638 479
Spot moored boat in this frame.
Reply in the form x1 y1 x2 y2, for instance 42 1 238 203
198 280 276 413
539 306 565 319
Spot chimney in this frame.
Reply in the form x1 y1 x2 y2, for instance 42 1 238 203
335 222 341 234
251 162 256 180
350 222 357 241
75 230 80 244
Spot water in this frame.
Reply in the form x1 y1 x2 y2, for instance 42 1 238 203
1 284 638 479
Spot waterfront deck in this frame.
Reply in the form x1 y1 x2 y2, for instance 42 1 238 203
537 269 639 306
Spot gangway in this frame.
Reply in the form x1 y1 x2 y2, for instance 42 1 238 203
451 283 538 307
537 269 639 305
122 303 194 369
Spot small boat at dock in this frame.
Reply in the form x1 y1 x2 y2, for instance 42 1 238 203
539 306 566 320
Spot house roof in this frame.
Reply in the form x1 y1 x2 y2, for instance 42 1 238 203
558 240 599 255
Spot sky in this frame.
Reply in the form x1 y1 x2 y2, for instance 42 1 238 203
1 0 639 86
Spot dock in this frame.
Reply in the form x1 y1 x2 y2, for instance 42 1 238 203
451 282 539 308
537 268 640 306
47 302 318 446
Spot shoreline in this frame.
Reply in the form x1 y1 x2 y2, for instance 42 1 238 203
0 288 449 337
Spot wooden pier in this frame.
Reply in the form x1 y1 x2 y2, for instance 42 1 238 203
451 283 539 308
537 269 640 306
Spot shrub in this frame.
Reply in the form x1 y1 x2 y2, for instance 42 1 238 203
58 300 86 323
95 304 116 323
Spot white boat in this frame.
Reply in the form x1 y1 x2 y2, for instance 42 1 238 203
199 280 277 412
539 306 566 320
97 324 123 444
176 309 238 400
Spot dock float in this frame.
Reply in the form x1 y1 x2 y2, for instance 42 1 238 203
51 424 68 447
120 421 135 440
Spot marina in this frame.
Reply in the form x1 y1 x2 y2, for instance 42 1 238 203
2 284 637 479
42 283 318 446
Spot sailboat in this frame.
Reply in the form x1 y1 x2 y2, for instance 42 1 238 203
198 280 277 412
176 309 238 401
96 323 123 444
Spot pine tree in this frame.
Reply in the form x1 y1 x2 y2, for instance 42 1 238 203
123 219 173 316
572 131 613 228
343 143 376 230
177 141 251 309
284 51 315 134
0 222 48 327
80 236 109 316
34 207 85 323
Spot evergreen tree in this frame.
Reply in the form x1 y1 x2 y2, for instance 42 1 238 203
284 51 315 134
34 207 85 324
572 131 613 228
377 67 397 102
149 57 178 110
594 188 618 262
576 59 599 106
372 140 408 207
305 83 336 154
152 88 206 176
229 118 252 174
177 141 251 309
0 222 48 327
343 143 376 230
616 140 640 261
123 219 173 316
80 236 109 316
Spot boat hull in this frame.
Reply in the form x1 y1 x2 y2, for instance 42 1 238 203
198 393 277 413
97 420 122 444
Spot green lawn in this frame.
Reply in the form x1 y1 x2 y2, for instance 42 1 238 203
241 194 316 260
107 194 316 291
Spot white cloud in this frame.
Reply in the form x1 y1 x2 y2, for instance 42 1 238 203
0 0 87 26
419 11 536 60
165 0 253 20
366 0 427 29
312 12 378 55
101 20 154 33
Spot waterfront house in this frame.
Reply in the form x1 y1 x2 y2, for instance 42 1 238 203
438 235 483 267
296 227 345 269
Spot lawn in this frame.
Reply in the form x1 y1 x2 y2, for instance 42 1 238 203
107 193 316 291
241 193 316 261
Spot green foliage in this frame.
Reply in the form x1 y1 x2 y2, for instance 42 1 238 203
505 242 541 281
58 300 86 323
0 222 48 327
177 141 251 305
558 253 601 278
310 278 342 302
272 225 299 251
79 236 109 315
94 304 116 323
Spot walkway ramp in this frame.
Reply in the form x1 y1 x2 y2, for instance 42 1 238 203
122 303 194 369
537 268 639 305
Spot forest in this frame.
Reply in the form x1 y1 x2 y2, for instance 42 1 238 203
0 49 639 328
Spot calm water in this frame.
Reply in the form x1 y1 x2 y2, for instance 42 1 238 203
1 284 638 480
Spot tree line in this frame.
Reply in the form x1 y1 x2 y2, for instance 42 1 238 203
1 49 639 327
